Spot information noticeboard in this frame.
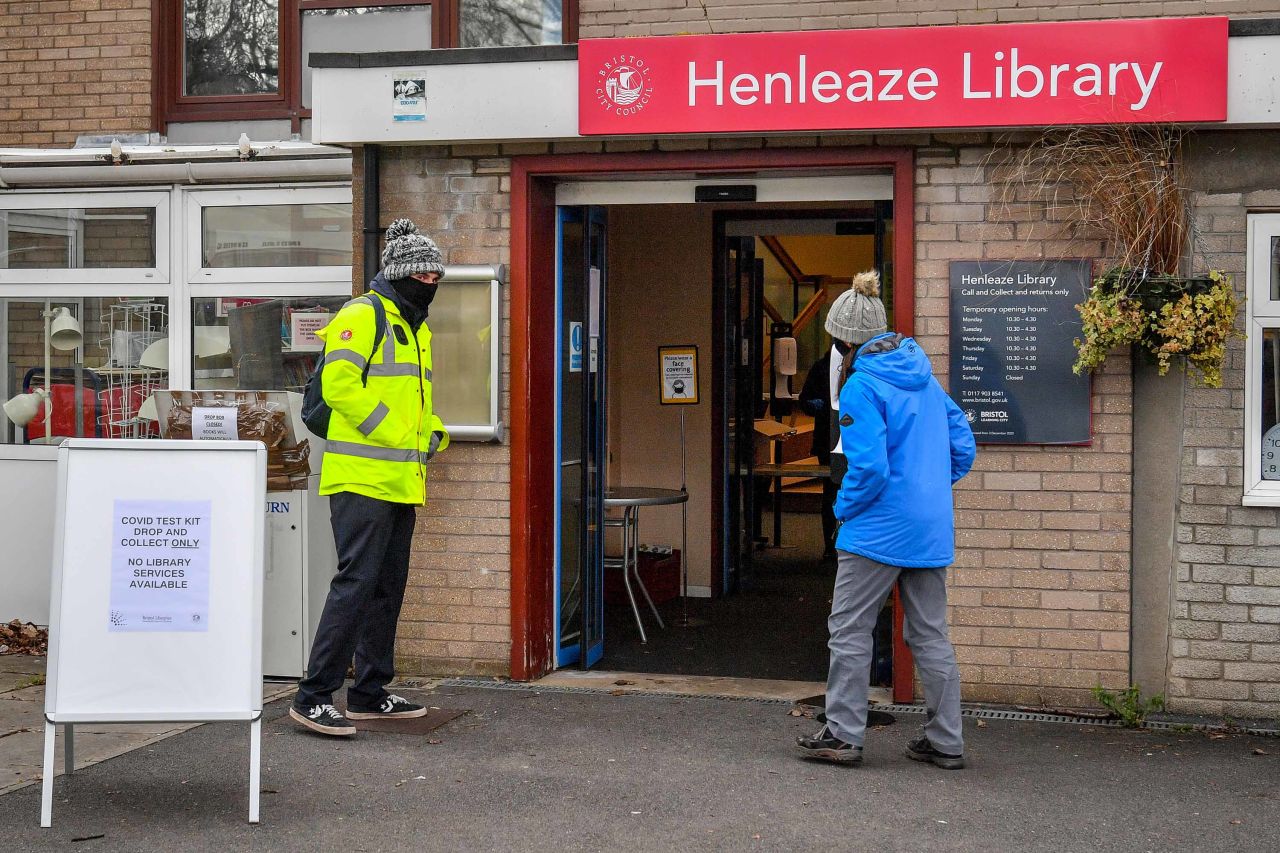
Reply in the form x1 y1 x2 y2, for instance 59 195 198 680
41 439 266 827
948 260 1091 445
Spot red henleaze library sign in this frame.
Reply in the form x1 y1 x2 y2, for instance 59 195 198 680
578 17 1227 135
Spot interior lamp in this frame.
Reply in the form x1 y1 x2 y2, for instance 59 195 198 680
2 304 84 444
2 390 45 427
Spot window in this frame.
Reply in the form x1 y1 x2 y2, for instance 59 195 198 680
185 188 353 285
190 295 348 391
0 193 169 286
202 203 352 269
1243 214 1280 504
184 1 281 96
154 0 577 130
460 0 563 47
2 297 170 445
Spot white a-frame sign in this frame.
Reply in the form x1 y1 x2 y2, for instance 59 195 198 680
41 439 266 827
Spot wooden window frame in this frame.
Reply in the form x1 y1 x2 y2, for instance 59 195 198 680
153 0 578 133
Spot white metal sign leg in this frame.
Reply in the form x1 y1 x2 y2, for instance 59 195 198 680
248 718 261 824
40 722 55 828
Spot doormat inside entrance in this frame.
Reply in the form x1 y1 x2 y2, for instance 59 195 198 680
344 707 468 735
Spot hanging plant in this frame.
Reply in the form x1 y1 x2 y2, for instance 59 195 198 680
998 127 1243 387
1072 269 1242 387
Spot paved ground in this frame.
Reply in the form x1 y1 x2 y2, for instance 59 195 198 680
0 655 296 796
1 682 1277 852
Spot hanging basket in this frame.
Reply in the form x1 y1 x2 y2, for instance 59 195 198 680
1074 268 1241 388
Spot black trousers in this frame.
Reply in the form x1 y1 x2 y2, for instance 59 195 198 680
296 491 416 709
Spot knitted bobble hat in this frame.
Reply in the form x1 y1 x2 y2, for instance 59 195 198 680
824 270 888 345
381 218 446 281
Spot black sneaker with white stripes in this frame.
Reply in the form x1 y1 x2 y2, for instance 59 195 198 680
345 693 428 720
290 702 356 737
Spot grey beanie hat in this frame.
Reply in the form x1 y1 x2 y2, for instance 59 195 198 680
825 270 887 345
381 218 446 281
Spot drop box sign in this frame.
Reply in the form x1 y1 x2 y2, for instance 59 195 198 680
948 261 1091 445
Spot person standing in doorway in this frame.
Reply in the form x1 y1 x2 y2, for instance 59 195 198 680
800 271 889 560
796 324 976 767
291 218 450 737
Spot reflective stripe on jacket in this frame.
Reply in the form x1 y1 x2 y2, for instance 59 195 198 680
316 290 449 504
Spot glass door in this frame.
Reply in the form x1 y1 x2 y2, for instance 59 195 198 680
555 206 607 667
720 235 762 595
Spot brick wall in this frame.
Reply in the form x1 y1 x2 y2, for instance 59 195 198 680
374 136 1135 707
1164 139 1280 718
917 137 1133 708
0 0 152 147
579 1 1280 38
371 146 514 677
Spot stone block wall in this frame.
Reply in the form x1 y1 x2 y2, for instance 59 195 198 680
915 137 1133 708
0 0 152 146
368 146 515 677
1165 135 1280 718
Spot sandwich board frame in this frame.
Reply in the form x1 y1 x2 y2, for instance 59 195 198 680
40 439 266 827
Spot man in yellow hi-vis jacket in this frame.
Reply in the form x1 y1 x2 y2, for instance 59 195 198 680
292 218 449 737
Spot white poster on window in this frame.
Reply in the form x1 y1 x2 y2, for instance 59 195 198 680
290 312 330 351
109 499 212 632
393 73 427 122
192 406 238 440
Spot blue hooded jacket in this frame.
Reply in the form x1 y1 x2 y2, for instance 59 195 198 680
834 333 976 568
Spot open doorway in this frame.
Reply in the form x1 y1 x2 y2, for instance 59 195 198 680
554 197 899 689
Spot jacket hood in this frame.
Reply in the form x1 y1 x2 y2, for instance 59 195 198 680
368 272 401 314
853 333 933 390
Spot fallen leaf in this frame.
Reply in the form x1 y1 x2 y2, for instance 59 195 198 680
788 709 804 717
1208 733 1227 740
976 719 988 728
427 739 442 745
1252 748 1268 756
613 679 635 686
1230 820 1242 825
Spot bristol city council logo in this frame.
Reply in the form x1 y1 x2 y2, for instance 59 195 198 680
596 56 654 116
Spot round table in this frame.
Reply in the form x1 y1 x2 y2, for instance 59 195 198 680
603 487 688 642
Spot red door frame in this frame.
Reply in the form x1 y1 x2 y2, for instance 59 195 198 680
510 147 917 703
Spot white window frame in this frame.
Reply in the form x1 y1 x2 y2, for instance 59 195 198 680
184 186 353 286
1243 213 1280 505
0 190 170 287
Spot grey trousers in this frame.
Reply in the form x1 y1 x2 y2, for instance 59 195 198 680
825 552 964 754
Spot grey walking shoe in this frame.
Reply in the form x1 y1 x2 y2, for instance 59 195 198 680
905 736 965 769
796 726 863 765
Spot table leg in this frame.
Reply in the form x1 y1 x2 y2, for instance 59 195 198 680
620 507 647 643
631 507 665 629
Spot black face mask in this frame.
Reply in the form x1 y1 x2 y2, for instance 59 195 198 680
834 340 853 357
390 277 439 321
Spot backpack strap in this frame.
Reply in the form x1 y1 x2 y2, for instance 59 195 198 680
359 292 388 387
